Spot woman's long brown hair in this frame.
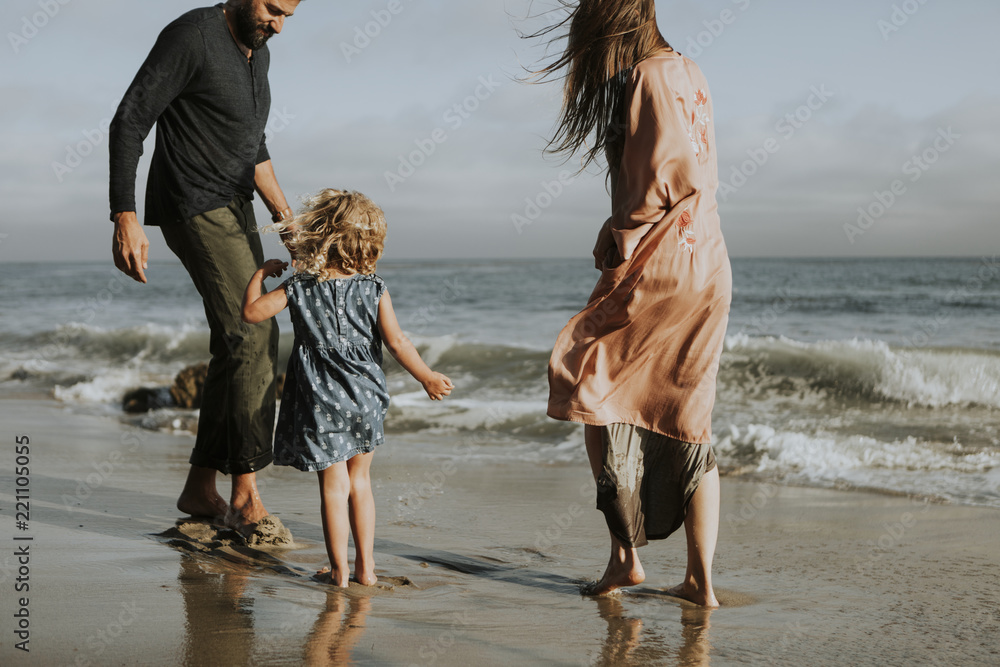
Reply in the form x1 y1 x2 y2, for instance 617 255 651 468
524 0 671 172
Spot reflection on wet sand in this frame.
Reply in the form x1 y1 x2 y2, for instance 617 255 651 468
677 606 713 667
176 553 375 666
593 595 714 666
179 556 254 667
594 596 646 666
304 594 372 666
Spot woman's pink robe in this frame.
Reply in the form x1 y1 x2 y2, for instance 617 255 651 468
548 50 732 445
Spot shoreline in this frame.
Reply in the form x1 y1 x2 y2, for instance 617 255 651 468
1 397 998 665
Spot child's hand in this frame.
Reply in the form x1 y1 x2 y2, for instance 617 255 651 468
260 259 289 279
422 373 453 401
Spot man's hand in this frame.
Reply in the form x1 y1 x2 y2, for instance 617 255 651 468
112 211 150 283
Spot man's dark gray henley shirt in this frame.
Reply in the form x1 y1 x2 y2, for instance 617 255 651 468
109 4 271 226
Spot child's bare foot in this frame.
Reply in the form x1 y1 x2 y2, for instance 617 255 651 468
354 568 378 587
316 566 350 588
582 555 645 596
666 582 719 608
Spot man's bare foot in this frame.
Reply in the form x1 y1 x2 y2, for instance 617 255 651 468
315 566 349 588
176 491 228 520
176 466 228 520
666 582 719 608
225 505 270 537
582 557 645 596
228 472 269 532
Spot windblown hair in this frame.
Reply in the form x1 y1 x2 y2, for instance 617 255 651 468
266 189 386 280
524 0 671 171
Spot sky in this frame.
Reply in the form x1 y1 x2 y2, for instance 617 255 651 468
1 0 998 263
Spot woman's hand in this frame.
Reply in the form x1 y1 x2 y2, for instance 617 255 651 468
421 373 454 401
593 217 618 270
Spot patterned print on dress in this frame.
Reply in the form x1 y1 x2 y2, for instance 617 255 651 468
678 208 696 253
688 89 710 157
273 272 390 471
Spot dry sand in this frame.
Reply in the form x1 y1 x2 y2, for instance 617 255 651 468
0 398 998 665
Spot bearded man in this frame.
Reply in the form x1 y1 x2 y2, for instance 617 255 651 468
109 0 301 532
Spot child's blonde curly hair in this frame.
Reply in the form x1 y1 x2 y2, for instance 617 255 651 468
267 189 386 280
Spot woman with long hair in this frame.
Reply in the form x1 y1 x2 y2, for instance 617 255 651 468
530 0 731 605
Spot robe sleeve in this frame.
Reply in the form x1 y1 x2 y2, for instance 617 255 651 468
610 66 688 260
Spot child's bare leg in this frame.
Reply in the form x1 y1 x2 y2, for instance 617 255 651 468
667 466 720 607
346 451 377 586
317 463 351 587
582 425 645 596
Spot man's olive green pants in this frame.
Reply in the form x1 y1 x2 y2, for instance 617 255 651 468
161 195 278 475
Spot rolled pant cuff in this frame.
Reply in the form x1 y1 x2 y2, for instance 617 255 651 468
189 449 273 476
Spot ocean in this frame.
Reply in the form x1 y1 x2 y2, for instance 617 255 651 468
2 257 999 508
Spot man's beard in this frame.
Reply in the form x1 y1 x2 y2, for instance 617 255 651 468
233 2 274 50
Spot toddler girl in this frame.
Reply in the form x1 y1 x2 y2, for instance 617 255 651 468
242 189 453 587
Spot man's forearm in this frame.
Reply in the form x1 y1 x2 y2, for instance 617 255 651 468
254 160 290 219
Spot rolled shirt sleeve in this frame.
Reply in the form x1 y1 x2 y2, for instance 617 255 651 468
256 133 270 165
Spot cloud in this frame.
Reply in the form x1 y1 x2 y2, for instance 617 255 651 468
0 0 997 262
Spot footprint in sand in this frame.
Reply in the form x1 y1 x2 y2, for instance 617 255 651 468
154 518 416 593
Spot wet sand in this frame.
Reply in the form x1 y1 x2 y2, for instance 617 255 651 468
0 397 998 665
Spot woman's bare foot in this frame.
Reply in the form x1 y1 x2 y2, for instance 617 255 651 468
315 566 350 588
666 581 719 608
582 552 645 596
176 466 227 520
